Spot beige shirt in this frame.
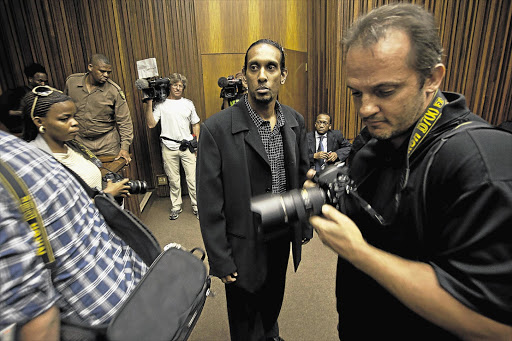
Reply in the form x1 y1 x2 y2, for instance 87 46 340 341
53 145 103 191
64 73 133 156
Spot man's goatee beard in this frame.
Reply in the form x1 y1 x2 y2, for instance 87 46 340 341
255 96 272 105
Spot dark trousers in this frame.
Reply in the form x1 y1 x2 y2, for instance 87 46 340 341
225 236 290 341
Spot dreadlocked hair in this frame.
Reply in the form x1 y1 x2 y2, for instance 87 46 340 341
21 86 72 141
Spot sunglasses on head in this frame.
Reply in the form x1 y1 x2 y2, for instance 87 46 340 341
30 86 62 119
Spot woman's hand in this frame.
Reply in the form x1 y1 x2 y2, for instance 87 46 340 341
104 178 131 198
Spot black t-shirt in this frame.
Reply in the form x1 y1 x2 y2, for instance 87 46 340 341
337 92 512 339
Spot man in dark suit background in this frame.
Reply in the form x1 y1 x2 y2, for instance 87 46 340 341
307 113 351 171
196 38 310 341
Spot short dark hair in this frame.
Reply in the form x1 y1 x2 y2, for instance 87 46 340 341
89 53 111 66
316 113 331 122
343 3 443 87
243 39 286 72
21 86 72 141
24 63 47 78
169 73 187 89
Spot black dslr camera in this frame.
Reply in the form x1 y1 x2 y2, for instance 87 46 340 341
135 76 171 102
103 171 149 195
218 75 244 100
178 138 198 153
250 164 353 227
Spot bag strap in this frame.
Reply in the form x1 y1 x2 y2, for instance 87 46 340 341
160 136 183 143
417 121 494 257
0 159 56 269
54 162 161 265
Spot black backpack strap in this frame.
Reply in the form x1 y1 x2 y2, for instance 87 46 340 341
0 159 56 269
57 163 161 266
417 121 494 255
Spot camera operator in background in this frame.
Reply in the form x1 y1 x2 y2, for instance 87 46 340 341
307 3 512 340
21 85 131 199
219 71 248 110
144 72 200 220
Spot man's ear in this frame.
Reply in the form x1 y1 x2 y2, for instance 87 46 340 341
280 68 288 85
424 63 446 94
87 64 93 73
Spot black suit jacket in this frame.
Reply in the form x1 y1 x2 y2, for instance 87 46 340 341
196 100 310 292
307 129 352 168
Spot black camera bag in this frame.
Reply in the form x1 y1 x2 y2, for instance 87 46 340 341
161 136 198 153
59 180 211 341
106 244 210 341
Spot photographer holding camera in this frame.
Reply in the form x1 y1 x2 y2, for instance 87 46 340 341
307 4 512 340
219 71 248 110
144 72 200 220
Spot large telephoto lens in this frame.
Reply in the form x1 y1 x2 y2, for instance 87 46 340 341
250 187 326 227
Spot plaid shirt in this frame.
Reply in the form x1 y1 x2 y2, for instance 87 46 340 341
244 95 287 193
0 131 147 328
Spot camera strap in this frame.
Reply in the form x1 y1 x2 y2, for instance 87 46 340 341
160 136 183 144
347 91 448 227
66 140 102 168
402 90 447 188
0 159 56 269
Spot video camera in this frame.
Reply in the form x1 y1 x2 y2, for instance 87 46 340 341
135 76 170 102
218 75 244 100
250 163 353 227
103 171 149 195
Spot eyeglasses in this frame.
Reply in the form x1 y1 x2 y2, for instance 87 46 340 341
315 121 329 126
30 86 55 119
171 84 184 89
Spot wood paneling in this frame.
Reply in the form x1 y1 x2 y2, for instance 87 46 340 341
194 0 307 54
279 49 308 120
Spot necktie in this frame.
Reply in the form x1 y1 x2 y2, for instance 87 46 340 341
315 135 325 171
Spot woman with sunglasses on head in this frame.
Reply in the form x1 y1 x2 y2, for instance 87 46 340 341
21 85 130 198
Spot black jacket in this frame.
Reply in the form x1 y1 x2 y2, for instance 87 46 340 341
197 99 310 292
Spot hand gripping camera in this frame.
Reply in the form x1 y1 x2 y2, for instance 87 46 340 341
103 171 149 195
250 163 352 227
218 75 244 100
135 76 171 102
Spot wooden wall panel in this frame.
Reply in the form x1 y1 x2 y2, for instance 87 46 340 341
279 49 308 120
195 0 307 54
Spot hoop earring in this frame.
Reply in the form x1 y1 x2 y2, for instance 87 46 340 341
39 125 46 134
